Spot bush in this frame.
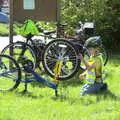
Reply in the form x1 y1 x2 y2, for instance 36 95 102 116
0 23 9 36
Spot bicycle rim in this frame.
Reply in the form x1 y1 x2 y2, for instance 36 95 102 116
0 55 21 91
1 42 37 79
1 42 36 69
42 39 80 80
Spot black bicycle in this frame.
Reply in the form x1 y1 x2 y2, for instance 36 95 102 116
42 38 109 81
42 38 81 80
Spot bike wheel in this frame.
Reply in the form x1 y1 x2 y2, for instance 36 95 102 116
28 39 46 71
0 54 21 91
42 38 80 80
1 41 36 70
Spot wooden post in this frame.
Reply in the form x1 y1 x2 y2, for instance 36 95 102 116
9 0 13 55
56 0 61 37
56 0 60 22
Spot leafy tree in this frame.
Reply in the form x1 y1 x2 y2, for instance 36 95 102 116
60 0 120 50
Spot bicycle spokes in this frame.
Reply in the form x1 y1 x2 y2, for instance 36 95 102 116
43 39 80 80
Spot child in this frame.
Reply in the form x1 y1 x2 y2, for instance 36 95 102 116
79 36 107 95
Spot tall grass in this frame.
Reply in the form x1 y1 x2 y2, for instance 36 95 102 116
0 57 120 120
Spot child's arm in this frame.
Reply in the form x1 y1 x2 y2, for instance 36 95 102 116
95 57 102 78
79 54 95 70
79 71 87 80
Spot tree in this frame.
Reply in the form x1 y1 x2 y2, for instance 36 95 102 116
61 0 120 50
0 0 4 12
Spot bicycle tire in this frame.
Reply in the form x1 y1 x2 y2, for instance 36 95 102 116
1 41 36 70
28 39 46 70
0 54 21 91
42 38 80 80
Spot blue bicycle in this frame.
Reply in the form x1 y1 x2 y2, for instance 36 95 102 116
0 54 59 95
0 54 21 91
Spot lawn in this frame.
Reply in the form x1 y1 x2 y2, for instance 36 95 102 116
0 55 120 120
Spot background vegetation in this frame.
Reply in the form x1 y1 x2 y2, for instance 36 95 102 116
60 0 120 51
0 0 120 51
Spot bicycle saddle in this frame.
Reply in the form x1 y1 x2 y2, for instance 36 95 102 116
43 30 56 35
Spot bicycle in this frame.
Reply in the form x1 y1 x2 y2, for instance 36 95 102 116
0 54 63 96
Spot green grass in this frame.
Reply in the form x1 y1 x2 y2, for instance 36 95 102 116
0 57 120 120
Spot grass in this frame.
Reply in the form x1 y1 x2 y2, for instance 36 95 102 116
0 56 120 120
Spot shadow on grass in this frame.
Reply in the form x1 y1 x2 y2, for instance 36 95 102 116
51 88 120 105
58 70 84 87
14 89 44 99
96 89 120 101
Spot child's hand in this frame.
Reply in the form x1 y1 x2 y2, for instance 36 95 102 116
78 53 83 60
79 73 86 80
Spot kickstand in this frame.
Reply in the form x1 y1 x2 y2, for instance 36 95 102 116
23 72 30 93
23 82 28 93
55 89 58 97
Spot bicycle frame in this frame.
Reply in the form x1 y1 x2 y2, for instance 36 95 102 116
18 59 63 96
21 66 57 90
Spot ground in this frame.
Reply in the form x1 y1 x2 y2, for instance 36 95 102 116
0 55 120 120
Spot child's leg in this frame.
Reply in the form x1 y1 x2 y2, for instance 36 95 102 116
80 84 91 95
81 83 107 95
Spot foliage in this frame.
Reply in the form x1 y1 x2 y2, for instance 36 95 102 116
36 21 56 31
61 0 120 50
0 23 9 36
13 21 56 35
0 0 119 50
